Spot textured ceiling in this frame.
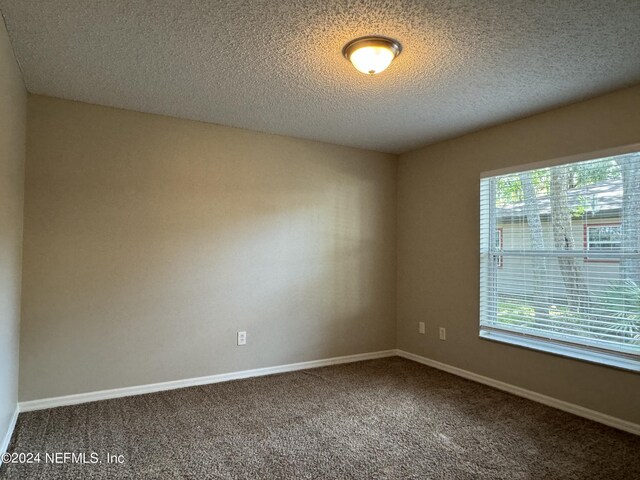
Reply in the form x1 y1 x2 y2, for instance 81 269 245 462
1 1 639 153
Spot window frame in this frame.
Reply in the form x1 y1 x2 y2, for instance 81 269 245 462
479 143 640 373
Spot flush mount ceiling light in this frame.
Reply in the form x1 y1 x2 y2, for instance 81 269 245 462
342 36 402 75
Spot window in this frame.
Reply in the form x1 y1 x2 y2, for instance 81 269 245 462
495 227 503 267
480 147 640 371
584 223 621 262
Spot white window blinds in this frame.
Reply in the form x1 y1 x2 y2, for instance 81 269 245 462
480 150 640 371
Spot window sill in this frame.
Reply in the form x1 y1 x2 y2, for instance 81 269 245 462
479 329 640 373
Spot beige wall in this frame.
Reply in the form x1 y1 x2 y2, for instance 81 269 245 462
397 85 640 424
21 95 397 400
0 20 26 440
17 76 640 425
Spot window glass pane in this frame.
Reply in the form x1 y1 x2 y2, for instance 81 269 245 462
480 151 640 368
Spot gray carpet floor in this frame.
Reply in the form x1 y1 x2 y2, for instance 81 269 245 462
1 357 639 479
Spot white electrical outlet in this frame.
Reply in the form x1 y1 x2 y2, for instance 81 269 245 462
439 327 446 340
237 331 247 346
418 322 425 334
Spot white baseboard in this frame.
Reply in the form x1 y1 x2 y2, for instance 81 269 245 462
396 349 640 436
0 406 19 465
18 349 397 413
16 348 638 437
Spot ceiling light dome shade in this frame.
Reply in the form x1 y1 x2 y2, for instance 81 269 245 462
343 36 402 75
